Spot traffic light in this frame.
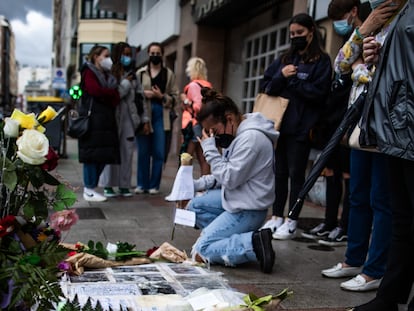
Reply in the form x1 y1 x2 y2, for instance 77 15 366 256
69 85 83 100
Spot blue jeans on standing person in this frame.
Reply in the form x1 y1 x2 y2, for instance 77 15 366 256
187 189 268 266
345 149 392 279
136 102 166 191
83 163 106 188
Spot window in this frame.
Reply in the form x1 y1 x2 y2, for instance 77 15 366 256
241 21 290 113
81 0 126 20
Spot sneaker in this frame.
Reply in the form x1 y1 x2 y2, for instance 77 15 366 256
301 222 332 239
83 188 107 202
340 274 382 292
272 218 297 240
103 187 118 198
118 188 133 197
260 217 283 233
321 263 361 278
149 188 159 195
134 187 145 194
319 227 348 247
252 228 275 274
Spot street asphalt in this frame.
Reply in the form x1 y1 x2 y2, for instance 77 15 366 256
56 137 398 311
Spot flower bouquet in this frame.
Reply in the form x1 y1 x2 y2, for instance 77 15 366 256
0 107 78 310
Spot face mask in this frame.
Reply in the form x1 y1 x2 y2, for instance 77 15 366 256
121 55 131 67
369 0 386 9
149 55 162 65
100 57 113 71
291 36 308 51
333 19 353 36
215 134 235 149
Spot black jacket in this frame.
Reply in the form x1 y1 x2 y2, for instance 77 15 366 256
260 53 332 140
78 63 120 164
360 1 414 161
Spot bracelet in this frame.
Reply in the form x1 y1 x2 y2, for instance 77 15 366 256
355 27 364 40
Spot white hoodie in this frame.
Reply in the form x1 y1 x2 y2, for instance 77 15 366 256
200 112 279 213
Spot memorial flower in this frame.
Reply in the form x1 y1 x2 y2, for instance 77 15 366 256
0 108 78 310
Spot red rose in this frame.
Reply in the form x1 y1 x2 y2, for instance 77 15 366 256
0 215 16 238
41 147 59 171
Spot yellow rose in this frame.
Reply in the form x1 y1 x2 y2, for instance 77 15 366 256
10 109 38 129
3 117 20 138
37 106 57 124
16 129 49 165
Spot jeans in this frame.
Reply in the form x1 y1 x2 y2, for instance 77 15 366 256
188 190 268 266
83 163 106 188
136 102 165 190
187 189 223 229
345 149 392 279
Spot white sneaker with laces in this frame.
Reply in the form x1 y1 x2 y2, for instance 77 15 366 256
149 188 159 195
261 217 283 233
340 274 382 292
272 218 297 240
134 187 145 194
83 188 107 202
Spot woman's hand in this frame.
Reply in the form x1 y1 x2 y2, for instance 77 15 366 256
197 128 214 144
281 64 298 78
142 122 151 135
363 36 381 65
358 0 398 37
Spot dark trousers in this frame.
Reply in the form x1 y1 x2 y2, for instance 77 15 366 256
376 156 414 304
273 135 311 220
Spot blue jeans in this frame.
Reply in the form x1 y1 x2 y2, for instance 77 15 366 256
83 163 106 188
345 149 392 279
136 103 165 190
188 190 268 267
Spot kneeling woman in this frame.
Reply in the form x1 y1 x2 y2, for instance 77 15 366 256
187 88 279 273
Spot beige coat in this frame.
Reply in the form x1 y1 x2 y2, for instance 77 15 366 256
136 65 179 131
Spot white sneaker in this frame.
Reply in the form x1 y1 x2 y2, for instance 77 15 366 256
261 217 283 233
340 274 382 292
149 188 159 195
272 218 297 240
83 188 107 202
134 187 145 194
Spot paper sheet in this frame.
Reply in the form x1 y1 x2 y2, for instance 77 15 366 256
165 166 194 201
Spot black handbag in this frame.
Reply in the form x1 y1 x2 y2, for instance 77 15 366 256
67 99 92 138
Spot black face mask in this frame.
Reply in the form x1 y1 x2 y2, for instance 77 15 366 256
291 36 308 51
215 133 235 149
149 55 162 65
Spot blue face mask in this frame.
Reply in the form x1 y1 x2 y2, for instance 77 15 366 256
121 55 131 67
369 0 386 9
333 19 353 36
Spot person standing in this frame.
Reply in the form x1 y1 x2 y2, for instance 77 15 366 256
321 0 402 292
260 13 332 239
348 0 413 309
180 57 212 176
135 42 179 195
79 45 120 202
99 42 145 198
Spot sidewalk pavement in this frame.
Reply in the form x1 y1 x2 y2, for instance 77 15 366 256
56 137 379 311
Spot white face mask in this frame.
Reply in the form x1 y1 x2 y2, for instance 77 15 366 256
99 57 113 71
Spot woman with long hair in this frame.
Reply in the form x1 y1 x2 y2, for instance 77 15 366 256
78 45 120 202
260 13 332 239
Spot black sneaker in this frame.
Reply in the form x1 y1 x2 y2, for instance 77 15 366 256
252 228 275 274
301 223 332 239
318 227 348 247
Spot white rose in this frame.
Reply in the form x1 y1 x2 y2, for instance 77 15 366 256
16 129 49 165
3 117 20 138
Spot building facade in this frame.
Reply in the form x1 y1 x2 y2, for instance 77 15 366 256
0 15 18 116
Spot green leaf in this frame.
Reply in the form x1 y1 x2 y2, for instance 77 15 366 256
2 157 18 190
53 184 77 210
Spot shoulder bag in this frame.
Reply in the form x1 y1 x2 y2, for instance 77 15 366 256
67 98 92 139
253 93 289 131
